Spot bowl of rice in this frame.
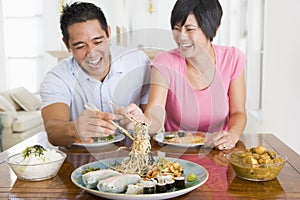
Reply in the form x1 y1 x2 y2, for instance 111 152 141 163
6 145 66 181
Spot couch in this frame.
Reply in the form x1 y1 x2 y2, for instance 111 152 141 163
0 87 44 151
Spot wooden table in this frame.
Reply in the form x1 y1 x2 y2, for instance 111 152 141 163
0 132 299 199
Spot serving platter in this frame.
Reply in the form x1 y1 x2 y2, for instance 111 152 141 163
73 134 125 147
153 131 206 147
71 156 208 200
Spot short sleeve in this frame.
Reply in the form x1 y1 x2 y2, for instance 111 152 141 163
230 47 247 81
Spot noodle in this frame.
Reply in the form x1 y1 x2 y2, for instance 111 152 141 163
115 122 153 175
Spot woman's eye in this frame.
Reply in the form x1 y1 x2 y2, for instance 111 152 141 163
187 29 196 32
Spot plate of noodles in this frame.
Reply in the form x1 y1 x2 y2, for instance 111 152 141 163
73 133 125 147
71 156 209 200
153 131 206 147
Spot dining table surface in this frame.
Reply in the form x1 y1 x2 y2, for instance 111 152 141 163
0 131 299 200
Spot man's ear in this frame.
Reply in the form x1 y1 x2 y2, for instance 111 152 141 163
62 37 71 52
107 25 111 39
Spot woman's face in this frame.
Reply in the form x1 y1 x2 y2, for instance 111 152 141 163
172 14 210 58
65 19 111 80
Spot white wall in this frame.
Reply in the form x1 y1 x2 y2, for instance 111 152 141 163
260 0 300 154
0 0 7 89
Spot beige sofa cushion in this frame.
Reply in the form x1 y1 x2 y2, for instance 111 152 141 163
11 87 42 111
0 95 17 118
0 90 22 111
12 110 43 132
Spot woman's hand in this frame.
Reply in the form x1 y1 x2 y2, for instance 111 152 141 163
205 130 240 150
113 103 146 130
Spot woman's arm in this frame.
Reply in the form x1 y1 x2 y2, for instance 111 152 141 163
144 67 169 134
209 70 247 150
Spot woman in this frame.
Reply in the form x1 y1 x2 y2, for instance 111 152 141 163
117 0 246 150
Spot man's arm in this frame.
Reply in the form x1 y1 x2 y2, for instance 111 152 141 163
42 103 116 146
42 103 77 146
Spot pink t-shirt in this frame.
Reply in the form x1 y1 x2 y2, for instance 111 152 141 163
152 45 246 132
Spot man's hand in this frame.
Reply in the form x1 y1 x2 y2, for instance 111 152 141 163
74 109 116 139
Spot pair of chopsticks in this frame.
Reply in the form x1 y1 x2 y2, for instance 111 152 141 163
84 103 134 141
110 101 139 124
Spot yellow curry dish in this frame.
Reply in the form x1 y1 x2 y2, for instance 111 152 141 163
227 146 287 181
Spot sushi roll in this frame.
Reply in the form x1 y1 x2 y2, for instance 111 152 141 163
166 179 175 191
174 176 185 188
156 182 167 193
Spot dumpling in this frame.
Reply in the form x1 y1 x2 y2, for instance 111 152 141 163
82 169 121 188
97 174 141 193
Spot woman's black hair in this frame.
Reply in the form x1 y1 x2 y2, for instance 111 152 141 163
171 0 223 41
60 2 109 47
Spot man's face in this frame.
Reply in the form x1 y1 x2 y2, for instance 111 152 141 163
65 19 111 80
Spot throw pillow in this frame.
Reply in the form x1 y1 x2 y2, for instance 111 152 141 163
0 95 18 118
10 87 42 111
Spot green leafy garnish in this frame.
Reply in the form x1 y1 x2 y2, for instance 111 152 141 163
98 134 114 141
81 167 100 174
22 145 46 158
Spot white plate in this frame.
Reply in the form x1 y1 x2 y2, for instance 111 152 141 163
73 134 125 147
153 131 205 147
71 157 208 200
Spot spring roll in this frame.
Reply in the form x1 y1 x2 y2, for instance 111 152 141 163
97 174 141 193
82 169 121 188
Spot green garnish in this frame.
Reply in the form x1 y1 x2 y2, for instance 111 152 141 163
22 145 46 158
187 173 197 182
98 134 114 141
82 167 100 174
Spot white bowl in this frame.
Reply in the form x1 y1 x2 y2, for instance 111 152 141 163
6 149 66 181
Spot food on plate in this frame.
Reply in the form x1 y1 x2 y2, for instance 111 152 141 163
75 134 115 144
187 173 197 182
227 145 286 181
82 169 121 189
146 157 184 178
6 144 66 181
78 119 196 195
114 122 153 175
163 131 205 144
81 166 100 174
97 174 142 193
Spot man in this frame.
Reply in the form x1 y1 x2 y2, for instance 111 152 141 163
40 2 150 146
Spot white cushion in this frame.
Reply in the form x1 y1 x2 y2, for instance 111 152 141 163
0 95 17 118
12 110 43 132
0 90 22 111
10 87 42 111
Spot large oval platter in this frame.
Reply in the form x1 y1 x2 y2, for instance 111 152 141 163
71 157 208 200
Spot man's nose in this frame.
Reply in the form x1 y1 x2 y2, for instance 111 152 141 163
86 45 98 57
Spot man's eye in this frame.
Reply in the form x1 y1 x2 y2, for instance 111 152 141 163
95 41 103 45
173 27 180 31
75 46 84 50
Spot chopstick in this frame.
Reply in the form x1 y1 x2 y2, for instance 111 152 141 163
84 103 134 141
110 101 139 124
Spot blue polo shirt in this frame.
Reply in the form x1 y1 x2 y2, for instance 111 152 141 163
40 46 151 120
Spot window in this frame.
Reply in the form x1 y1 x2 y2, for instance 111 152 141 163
216 0 265 118
2 0 43 92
